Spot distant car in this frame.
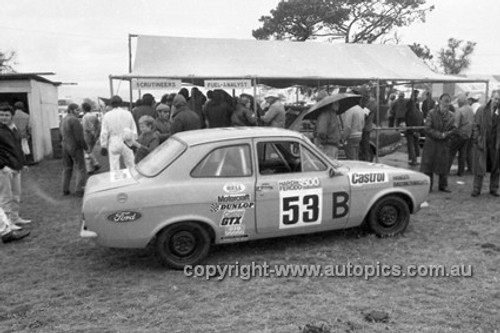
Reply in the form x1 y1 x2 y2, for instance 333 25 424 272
81 127 429 269
286 106 402 161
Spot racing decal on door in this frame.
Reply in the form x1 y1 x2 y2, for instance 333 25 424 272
210 193 255 213
278 178 322 229
349 172 388 186
223 183 246 194
220 209 247 237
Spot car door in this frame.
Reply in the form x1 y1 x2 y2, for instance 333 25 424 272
190 142 256 241
253 138 351 236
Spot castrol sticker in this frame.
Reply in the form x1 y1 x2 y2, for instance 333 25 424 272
349 172 388 186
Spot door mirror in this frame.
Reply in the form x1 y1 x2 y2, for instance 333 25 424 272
329 168 336 178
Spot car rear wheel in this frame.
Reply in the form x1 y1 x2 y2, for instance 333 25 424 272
155 222 210 269
368 195 409 237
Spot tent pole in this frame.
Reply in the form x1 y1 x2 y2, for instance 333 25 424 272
109 75 114 97
375 79 380 163
252 77 258 121
129 79 133 111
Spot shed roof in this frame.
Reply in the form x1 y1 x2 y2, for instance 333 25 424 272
0 73 60 86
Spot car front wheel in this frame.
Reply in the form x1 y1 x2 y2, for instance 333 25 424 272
155 222 210 269
368 195 409 237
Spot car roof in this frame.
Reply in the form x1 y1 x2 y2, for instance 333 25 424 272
173 127 305 146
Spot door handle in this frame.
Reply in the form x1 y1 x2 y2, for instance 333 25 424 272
256 183 273 191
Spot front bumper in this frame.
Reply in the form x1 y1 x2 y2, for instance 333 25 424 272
80 220 97 238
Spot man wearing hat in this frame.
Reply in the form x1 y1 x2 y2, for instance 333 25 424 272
100 95 137 171
261 94 285 128
468 94 482 114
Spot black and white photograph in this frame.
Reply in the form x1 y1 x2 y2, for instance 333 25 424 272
1 0 499 332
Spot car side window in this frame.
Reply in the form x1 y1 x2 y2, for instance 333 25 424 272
257 141 301 175
301 145 327 172
191 145 252 178
257 141 327 175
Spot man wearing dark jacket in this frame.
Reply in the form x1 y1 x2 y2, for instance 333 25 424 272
60 103 88 196
0 102 30 243
132 93 157 134
406 90 423 166
170 94 201 135
471 92 500 197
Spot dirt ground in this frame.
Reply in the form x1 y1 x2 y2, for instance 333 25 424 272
1 145 500 333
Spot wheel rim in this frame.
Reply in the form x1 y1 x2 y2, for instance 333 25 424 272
170 230 197 257
378 205 399 227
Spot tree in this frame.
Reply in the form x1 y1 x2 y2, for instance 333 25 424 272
253 0 434 43
0 50 16 73
437 38 476 75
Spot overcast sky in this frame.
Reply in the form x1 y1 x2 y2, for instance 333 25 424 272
2 0 499 102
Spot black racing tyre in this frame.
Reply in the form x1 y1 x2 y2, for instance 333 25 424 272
368 195 409 237
155 222 210 269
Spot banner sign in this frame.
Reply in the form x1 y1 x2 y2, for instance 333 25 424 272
133 79 182 90
204 80 252 90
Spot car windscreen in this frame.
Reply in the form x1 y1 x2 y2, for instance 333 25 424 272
136 137 186 177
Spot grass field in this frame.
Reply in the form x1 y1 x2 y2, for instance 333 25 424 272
1 149 500 333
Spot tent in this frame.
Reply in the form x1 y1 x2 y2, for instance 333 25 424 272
111 35 484 90
109 35 489 161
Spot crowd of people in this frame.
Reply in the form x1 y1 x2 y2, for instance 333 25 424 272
1 85 498 244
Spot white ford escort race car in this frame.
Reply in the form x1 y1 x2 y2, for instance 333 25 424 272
81 127 429 269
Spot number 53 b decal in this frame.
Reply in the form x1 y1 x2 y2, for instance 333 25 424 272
279 189 323 229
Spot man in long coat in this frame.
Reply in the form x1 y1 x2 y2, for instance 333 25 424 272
419 93 457 192
471 92 500 197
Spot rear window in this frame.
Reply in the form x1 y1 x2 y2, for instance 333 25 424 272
136 137 186 177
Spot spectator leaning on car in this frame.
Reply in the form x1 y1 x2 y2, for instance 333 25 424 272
340 103 365 160
419 93 457 193
471 91 500 197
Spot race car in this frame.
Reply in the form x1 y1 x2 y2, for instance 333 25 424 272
81 127 429 269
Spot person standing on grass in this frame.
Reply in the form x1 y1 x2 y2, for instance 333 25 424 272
471 91 500 197
60 103 87 197
419 93 457 193
12 101 32 164
81 102 101 174
406 90 423 166
340 103 365 160
261 94 285 128
170 94 201 135
100 95 137 171
124 115 160 164
315 102 342 160
448 95 474 177
0 102 32 231
0 206 29 244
